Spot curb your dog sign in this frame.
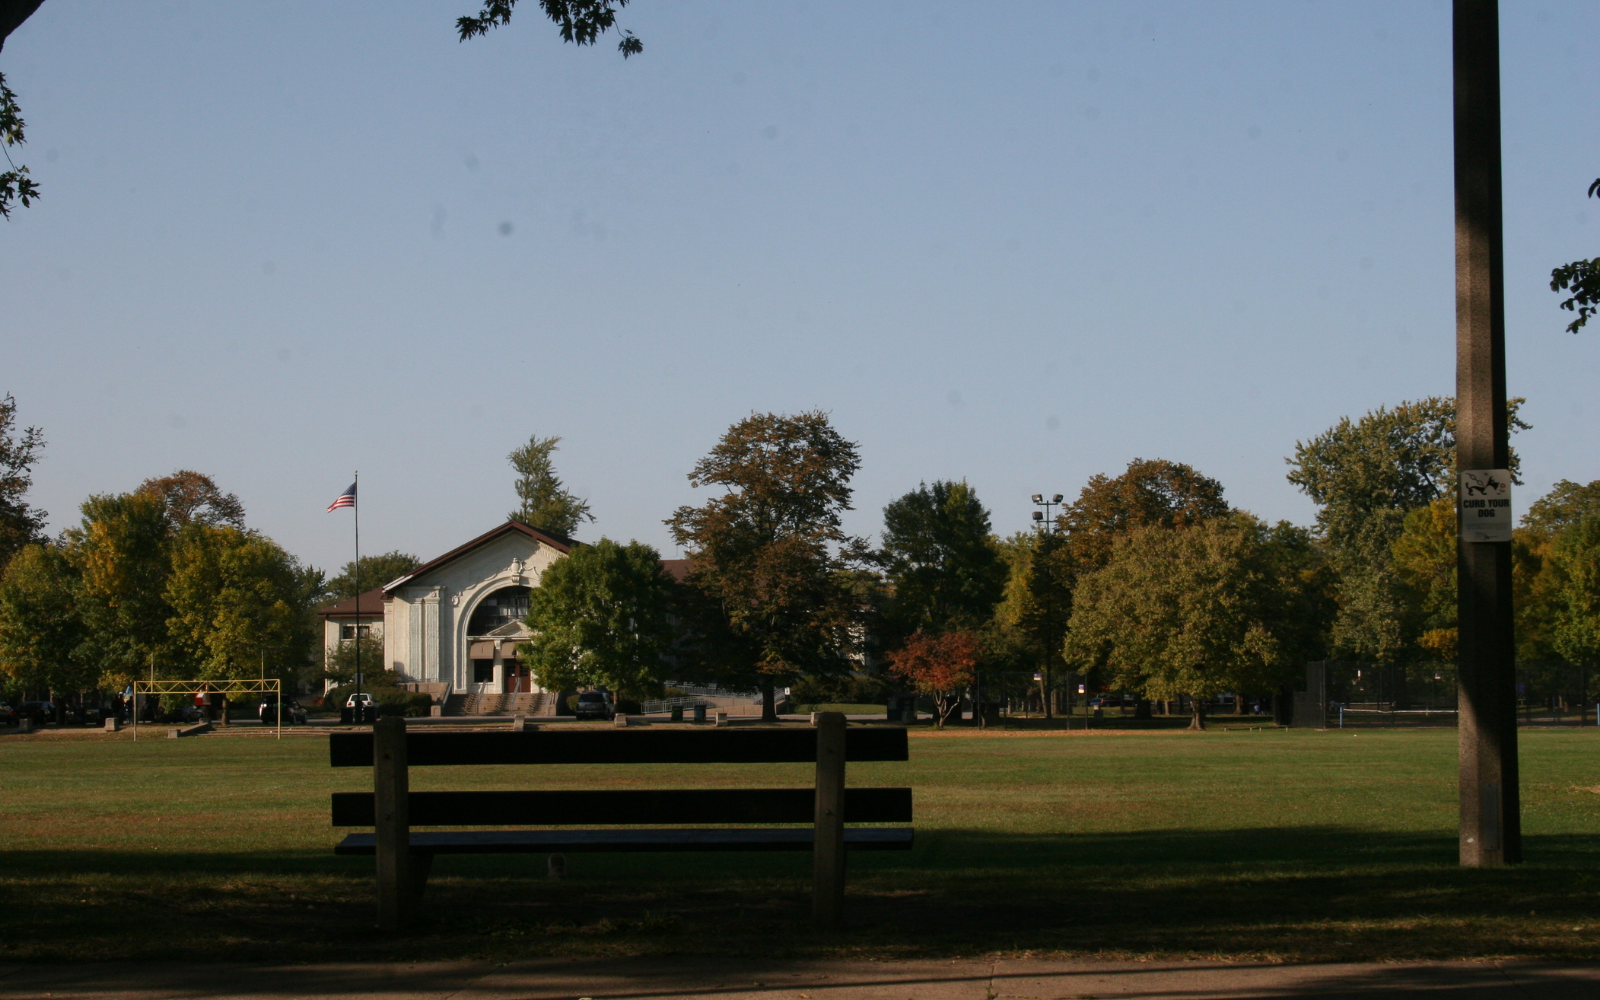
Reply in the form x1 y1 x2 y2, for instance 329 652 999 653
1460 470 1512 543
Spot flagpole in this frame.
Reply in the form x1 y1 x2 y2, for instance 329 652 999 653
354 470 362 707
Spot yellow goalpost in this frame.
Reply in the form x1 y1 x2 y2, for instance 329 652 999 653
131 678 283 740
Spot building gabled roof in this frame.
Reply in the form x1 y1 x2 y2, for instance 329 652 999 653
382 520 576 594
316 588 388 619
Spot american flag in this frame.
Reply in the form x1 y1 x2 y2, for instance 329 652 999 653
326 482 357 512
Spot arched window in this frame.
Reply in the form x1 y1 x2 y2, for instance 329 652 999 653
467 586 531 635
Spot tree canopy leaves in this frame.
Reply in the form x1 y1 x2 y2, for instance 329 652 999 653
0 393 46 569
878 480 1004 642
457 0 642 57
667 411 865 711
519 537 675 697
1550 178 1600 334
508 434 593 539
1060 458 1230 572
135 470 246 529
324 550 420 602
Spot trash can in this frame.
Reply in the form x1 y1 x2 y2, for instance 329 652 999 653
693 704 707 725
670 704 684 723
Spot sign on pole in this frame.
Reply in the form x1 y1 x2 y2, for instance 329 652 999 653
1459 470 1512 543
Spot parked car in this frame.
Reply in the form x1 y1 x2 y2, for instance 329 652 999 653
72 702 105 726
258 694 307 724
0 703 17 727
574 690 615 720
346 692 375 710
17 701 54 725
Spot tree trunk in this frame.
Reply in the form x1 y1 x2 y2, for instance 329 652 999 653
1134 699 1152 719
1235 693 1246 716
1189 696 1206 731
761 681 777 723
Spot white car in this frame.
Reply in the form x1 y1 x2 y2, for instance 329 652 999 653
346 692 376 709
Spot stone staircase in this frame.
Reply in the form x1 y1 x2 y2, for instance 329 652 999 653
444 692 555 717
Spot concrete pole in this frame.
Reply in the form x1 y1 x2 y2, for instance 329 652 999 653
1453 0 1520 866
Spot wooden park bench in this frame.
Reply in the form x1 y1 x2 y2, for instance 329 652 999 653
328 713 912 930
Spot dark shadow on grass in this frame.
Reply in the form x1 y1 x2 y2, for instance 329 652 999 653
3 828 1599 964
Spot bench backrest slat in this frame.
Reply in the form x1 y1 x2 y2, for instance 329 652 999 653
329 727 908 768
331 787 912 827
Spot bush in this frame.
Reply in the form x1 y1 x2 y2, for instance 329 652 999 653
323 681 433 718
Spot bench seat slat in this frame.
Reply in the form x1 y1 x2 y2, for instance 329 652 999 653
331 787 912 827
329 728 908 768
334 827 914 855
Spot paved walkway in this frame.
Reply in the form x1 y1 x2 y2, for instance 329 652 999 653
2 957 1597 999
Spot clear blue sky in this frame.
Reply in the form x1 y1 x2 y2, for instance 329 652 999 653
5 1 1598 573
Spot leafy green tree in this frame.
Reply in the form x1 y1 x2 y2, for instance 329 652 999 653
0 66 39 218
990 528 1075 717
136 470 246 529
1067 515 1293 730
323 635 388 686
324 550 419 601
1287 396 1527 661
518 537 676 697
667 411 866 721
1523 479 1600 533
1392 498 1459 664
164 524 321 694
1547 514 1600 669
508 434 593 539
1551 178 1600 333
0 542 87 698
1060 458 1230 572
0 393 47 570
878 480 1004 643
66 491 174 691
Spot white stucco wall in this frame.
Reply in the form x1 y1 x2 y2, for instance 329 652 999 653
383 530 565 693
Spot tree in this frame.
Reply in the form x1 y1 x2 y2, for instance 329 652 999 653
1546 514 1600 670
667 411 865 721
135 471 245 529
66 491 174 691
1523 479 1600 533
0 542 86 698
1067 515 1292 730
991 528 1074 717
878 480 1004 643
164 524 320 696
0 393 46 570
1550 178 1600 333
518 537 676 697
324 550 420 602
1060 458 1230 572
885 630 978 728
0 65 39 218
508 434 593 539
1286 397 1528 661
1392 498 1460 663
458 0 642 57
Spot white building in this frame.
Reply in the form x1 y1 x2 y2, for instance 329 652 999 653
316 521 575 701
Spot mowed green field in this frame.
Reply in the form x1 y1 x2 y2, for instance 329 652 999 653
2 725 1599 963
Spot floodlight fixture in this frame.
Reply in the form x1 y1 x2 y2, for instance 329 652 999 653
1032 510 1044 521
1052 494 1064 504
1031 494 1043 504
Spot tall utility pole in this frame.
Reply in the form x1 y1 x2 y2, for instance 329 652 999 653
1453 0 1520 866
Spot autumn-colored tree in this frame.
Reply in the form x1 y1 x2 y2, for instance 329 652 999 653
991 528 1074 717
1059 458 1230 572
667 411 865 721
886 630 979 728
66 491 175 690
165 524 321 703
136 470 246 529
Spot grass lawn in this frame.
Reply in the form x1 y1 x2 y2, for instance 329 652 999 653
2 724 1599 964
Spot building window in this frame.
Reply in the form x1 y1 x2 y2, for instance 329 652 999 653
467 586 532 635
340 624 373 640
473 659 495 683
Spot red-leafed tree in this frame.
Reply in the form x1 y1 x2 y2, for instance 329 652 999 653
886 630 978 728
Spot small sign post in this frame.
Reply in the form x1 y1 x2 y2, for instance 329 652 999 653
1459 470 1512 543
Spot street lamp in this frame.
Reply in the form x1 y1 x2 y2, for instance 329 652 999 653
1031 492 1065 722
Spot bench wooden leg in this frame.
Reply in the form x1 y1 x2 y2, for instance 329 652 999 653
812 711 846 928
374 717 414 931
412 851 434 901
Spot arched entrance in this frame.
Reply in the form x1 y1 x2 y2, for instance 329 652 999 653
466 586 533 693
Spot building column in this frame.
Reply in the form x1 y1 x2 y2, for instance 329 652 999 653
492 640 505 692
